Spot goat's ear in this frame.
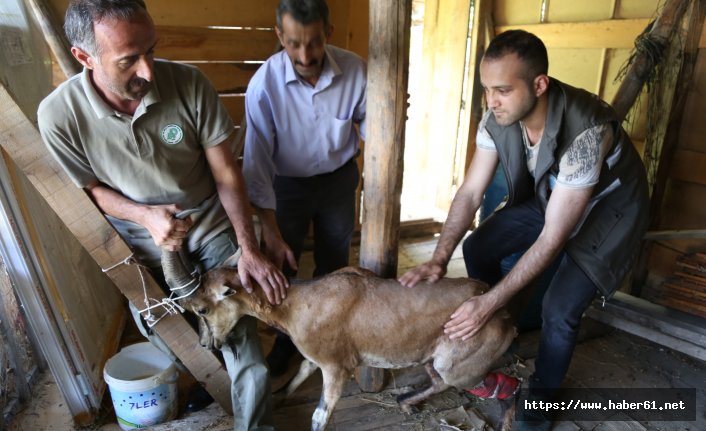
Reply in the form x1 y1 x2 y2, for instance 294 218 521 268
221 247 242 268
214 283 237 301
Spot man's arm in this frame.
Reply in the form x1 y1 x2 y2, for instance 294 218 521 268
85 182 192 251
254 207 298 272
399 148 499 287
444 183 594 340
204 134 289 305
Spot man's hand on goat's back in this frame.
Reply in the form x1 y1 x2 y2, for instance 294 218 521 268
444 294 496 341
398 261 447 288
237 249 289 305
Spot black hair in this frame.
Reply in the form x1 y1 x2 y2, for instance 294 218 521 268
276 0 331 32
485 30 548 84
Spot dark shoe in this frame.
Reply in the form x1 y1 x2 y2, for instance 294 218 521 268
184 383 214 413
266 333 298 377
515 386 554 431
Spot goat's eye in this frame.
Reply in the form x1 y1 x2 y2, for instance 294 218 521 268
224 288 236 297
196 307 208 315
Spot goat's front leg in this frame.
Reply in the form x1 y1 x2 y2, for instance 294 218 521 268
311 366 348 431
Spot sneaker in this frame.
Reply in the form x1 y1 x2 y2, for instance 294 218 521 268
466 371 520 400
266 333 298 377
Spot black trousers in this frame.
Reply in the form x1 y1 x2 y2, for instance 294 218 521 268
273 159 359 277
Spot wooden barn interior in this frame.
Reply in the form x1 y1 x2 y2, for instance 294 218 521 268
0 0 705 430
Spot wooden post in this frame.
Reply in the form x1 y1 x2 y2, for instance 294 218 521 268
631 0 706 296
24 0 81 78
464 0 494 173
610 0 690 122
357 0 411 392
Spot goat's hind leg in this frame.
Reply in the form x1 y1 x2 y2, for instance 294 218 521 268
311 366 348 431
397 363 450 414
272 359 320 407
283 358 318 397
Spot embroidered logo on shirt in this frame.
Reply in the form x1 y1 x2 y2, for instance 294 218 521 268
161 124 184 145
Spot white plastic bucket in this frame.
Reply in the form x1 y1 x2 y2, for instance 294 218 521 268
103 342 178 430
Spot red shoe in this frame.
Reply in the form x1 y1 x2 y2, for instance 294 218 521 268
466 372 519 400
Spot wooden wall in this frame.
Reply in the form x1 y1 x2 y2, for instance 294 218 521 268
643 46 706 317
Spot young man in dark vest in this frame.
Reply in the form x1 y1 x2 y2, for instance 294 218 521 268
400 30 649 430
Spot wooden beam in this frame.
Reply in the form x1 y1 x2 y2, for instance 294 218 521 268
585 292 706 361
611 0 690 122
0 84 233 414
595 0 620 98
496 19 651 48
496 18 706 50
464 0 494 175
47 0 279 28
413 0 472 212
358 0 412 393
155 26 279 62
644 229 706 241
25 0 81 78
632 0 706 296
190 62 260 94
642 0 705 197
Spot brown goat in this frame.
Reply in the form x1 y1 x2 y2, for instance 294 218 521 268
179 265 517 431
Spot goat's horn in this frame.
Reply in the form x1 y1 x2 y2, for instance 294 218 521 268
161 249 200 297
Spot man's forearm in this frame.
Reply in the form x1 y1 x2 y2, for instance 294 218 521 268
485 232 563 309
86 182 148 224
432 191 482 266
255 207 283 246
214 174 259 253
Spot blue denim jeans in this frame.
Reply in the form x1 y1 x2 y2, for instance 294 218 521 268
462 198 598 391
273 159 359 277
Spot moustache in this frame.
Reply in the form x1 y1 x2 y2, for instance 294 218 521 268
129 78 151 90
294 59 319 67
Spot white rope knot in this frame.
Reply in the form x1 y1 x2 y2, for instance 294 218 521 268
101 253 198 328
101 253 138 273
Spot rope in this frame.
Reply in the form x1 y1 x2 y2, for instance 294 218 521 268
615 23 668 86
102 253 199 328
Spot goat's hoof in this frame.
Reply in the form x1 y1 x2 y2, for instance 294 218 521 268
399 403 418 415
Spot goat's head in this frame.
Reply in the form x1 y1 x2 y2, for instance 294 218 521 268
180 268 251 349
161 250 243 349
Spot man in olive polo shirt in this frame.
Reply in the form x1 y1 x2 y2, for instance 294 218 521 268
37 1 286 429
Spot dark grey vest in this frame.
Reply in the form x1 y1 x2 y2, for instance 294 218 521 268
485 78 649 297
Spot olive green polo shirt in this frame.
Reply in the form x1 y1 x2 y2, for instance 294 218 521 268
38 60 235 267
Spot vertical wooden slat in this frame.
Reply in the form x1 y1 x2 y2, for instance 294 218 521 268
464 0 494 174
357 0 412 393
610 0 690 121
633 0 706 296
413 0 473 212
25 0 80 78
595 0 619 98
